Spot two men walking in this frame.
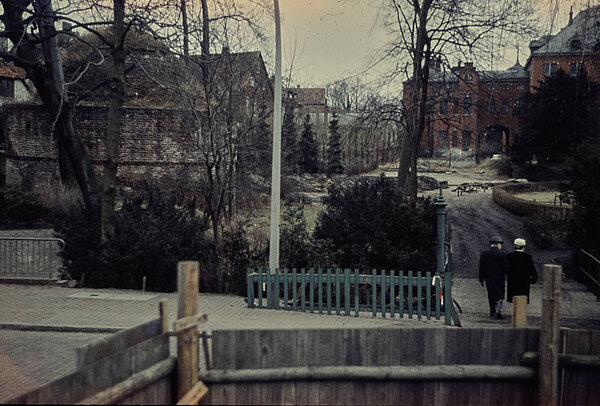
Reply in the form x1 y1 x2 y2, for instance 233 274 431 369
479 236 537 319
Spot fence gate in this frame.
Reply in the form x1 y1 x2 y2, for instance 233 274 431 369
0 237 65 280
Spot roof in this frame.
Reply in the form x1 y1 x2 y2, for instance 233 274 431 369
0 61 26 79
479 62 529 82
528 6 600 58
291 87 326 106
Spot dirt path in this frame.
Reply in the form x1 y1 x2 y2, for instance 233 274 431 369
372 162 573 279
422 166 573 279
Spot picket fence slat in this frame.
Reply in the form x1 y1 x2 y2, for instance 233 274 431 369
246 267 456 325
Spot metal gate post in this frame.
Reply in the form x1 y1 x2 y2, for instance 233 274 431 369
434 187 450 325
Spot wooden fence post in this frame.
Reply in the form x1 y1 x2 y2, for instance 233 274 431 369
159 299 169 334
512 295 528 328
177 261 199 400
539 264 561 406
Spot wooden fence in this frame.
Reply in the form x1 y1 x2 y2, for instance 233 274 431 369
7 262 207 405
247 268 460 325
199 327 600 405
8 317 175 404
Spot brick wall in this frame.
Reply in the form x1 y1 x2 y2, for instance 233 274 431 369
2 103 204 190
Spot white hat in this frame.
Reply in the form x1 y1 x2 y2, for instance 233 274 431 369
513 238 526 247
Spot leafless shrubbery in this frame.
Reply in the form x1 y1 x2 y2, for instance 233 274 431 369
34 180 83 218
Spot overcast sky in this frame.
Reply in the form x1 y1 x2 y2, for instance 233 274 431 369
268 0 589 89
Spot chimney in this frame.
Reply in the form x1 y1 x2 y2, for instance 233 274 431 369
569 6 573 26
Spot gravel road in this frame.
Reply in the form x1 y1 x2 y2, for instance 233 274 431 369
374 161 573 279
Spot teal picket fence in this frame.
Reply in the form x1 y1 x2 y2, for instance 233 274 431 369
246 268 460 326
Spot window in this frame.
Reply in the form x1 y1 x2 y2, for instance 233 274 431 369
0 79 14 98
463 97 472 116
249 75 255 87
439 100 448 115
465 73 473 83
453 98 459 115
462 131 471 151
570 39 581 50
488 83 496 92
543 63 558 77
438 131 448 149
514 99 523 116
451 130 458 147
502 83 510 91
487 98 496 115
516 83 526 91
501 99 509 115
569 62 582 76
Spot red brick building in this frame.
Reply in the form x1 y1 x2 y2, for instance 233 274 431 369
405 61 529 158
404 6 600 159
526 6 600 88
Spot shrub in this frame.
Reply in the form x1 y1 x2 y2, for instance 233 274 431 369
56 184 215 292
313 174 436 271
0 186 47 227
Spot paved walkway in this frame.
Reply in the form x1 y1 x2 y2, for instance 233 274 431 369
1 277 599 401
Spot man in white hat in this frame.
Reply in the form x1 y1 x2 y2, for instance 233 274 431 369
506 238 538 303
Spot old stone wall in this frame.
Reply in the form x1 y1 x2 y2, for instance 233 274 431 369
2 103 203 190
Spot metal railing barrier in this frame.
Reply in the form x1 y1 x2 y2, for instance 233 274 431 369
0 237 65 279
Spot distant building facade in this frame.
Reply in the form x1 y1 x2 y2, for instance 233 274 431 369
404 5 600 158
405 61 529 158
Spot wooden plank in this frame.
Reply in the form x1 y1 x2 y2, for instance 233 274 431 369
283 268 289 310
371 269 377 317
327 268 332 315
76 318 162 369
77 357 176 405
344 268 351 316
198 365 538 382
335 268 341 315
426 271 431 319
408 271 413 318
390 270 396 318
172 314 208 333
292 268 298 311
301 268 306 312
247 269 254 308
354 269 359 317
398 271 404 318
159 299 169 334
380 270 386 318
10 334 169 404
539 264 561 406
177 261 199 400
512 295 528 328
309 268 315 313
417 271 423 320
318 268 323 313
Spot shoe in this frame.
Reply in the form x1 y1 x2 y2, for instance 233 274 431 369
494 313 504 320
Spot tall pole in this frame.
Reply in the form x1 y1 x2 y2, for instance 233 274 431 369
269 0 282 306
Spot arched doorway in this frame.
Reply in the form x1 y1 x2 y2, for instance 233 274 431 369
483 124 509 156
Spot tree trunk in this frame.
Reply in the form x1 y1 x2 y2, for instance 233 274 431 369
101 0 126 241
397 0 432 202
2 0 99 210
181 0 189 56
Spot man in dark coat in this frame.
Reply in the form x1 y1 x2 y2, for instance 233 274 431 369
479 236 509 319
506 238 537 303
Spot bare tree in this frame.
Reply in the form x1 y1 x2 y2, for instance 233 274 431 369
375 0 536 200
0 0 100 209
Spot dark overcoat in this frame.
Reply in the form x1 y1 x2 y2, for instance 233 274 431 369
506 251 538 303
479 246 508 301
